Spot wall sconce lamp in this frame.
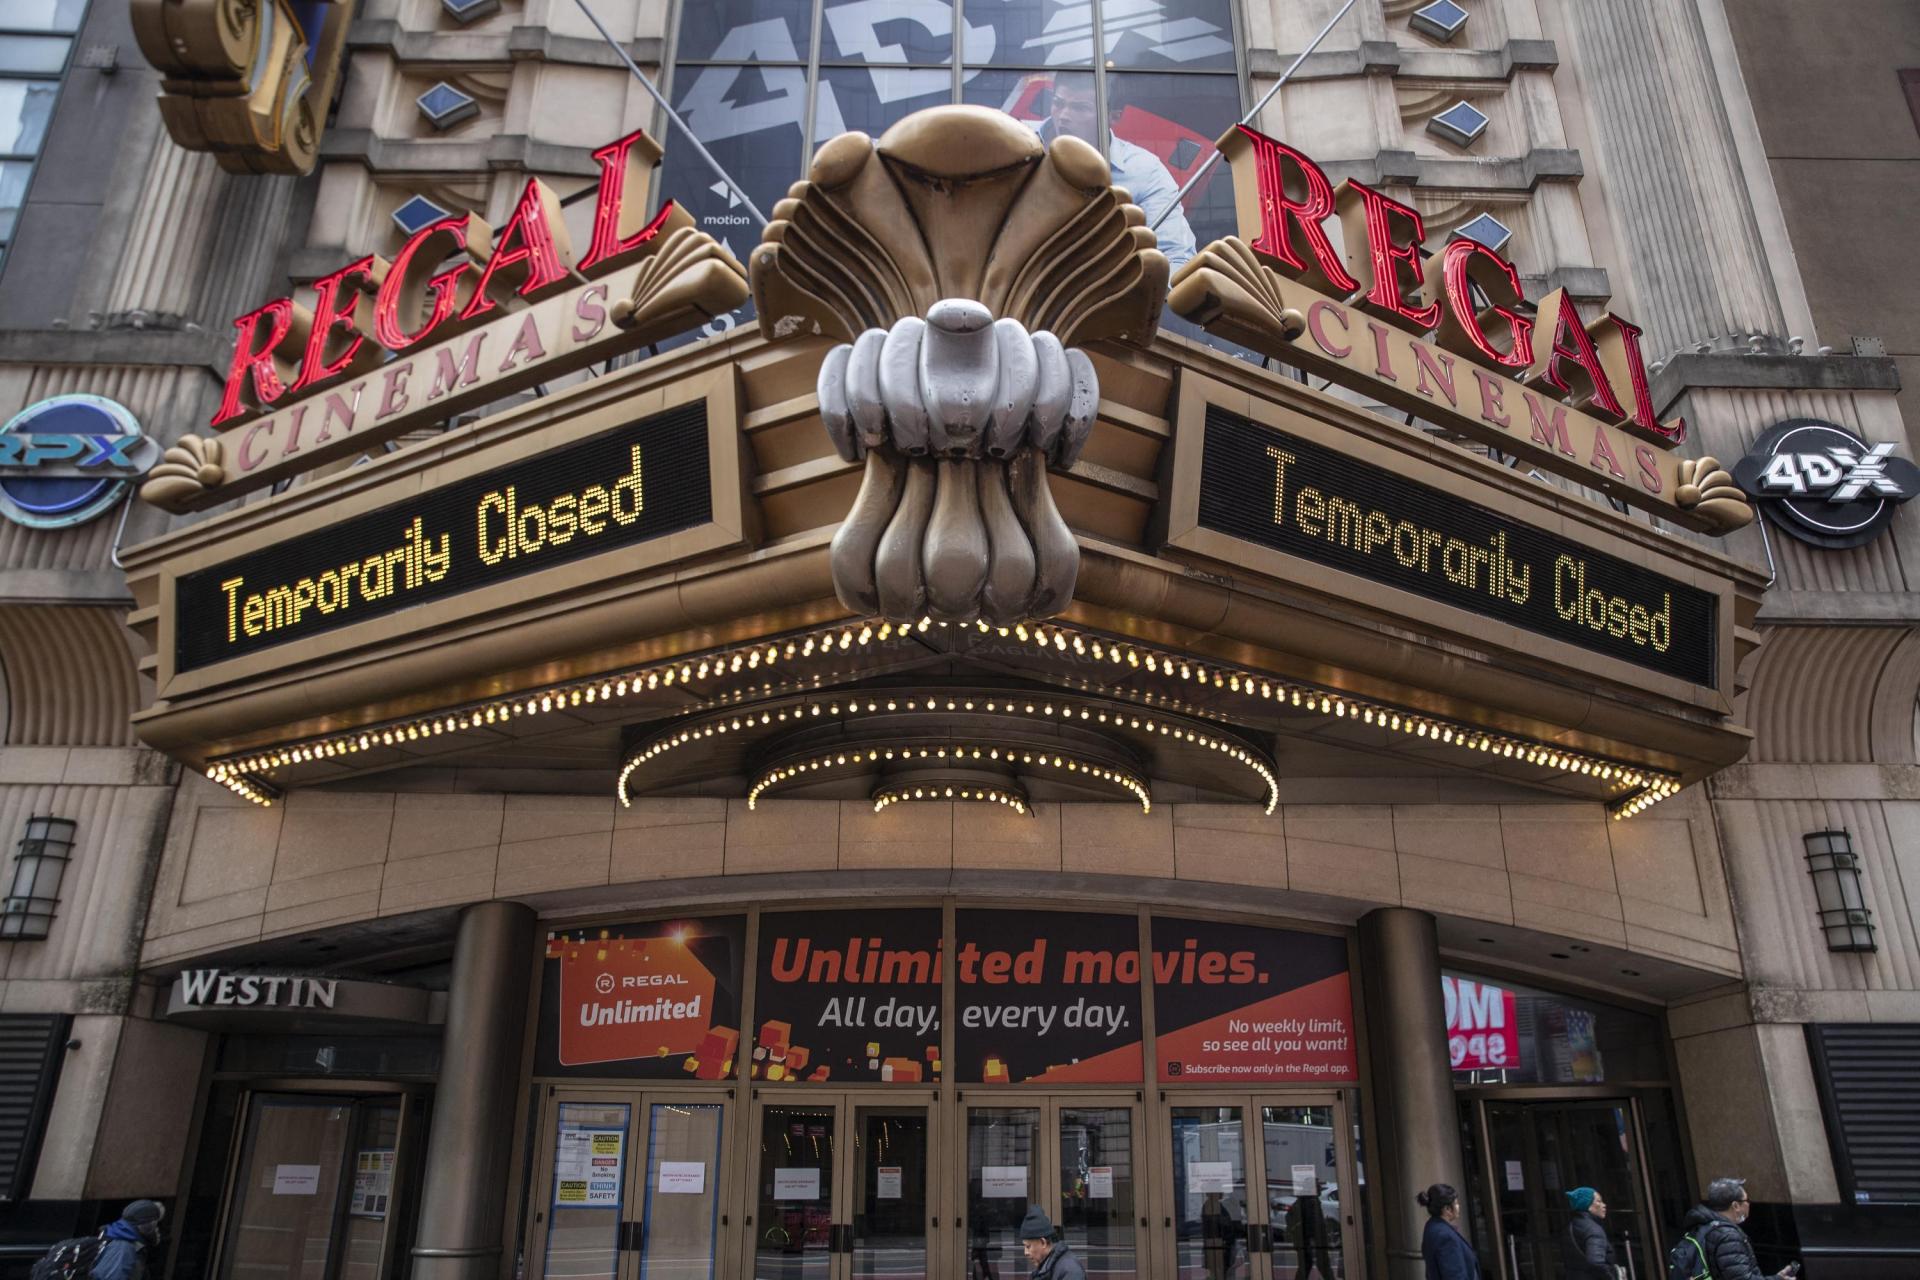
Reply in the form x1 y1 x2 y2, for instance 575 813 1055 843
0 817 76 941
1804 830 1876 953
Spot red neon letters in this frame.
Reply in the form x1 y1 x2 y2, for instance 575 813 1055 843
214 128 666 428
1231 125 1673 446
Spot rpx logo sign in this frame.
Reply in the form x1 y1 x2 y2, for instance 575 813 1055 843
0 395 158 529
1734 419 1920 550
0 433 149 469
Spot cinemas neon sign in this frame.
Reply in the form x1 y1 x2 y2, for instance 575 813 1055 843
141 128 747 512
214 129 674 427
1171 126 1752 535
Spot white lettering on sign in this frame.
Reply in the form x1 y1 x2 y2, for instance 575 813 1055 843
1758 444 1903 502
1442 976 1517 1071
178 969 338 1010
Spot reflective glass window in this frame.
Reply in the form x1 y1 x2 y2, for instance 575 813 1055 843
659 0 1244 343
6 0 86 33
0 1 83 268
1442 970 1668 1085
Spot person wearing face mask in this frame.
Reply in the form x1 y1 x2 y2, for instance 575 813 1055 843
91 1201 164 1280
1675 1178 1798 1280
1561 1187 1615 1280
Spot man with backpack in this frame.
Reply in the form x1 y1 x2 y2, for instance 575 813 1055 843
30 1200 164 1280
1670 1178 1797 1280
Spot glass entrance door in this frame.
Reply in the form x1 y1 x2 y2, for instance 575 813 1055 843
1161 1094 1360 1280
215 1092 416 1280
527 1090 729 1280
1481 1099 1653 1280
751 1094 937 1280
961 1098 1145 1280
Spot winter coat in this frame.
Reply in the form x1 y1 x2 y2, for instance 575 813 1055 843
1032 1240 1088 1280
90 1221 148 1280
1682 1205 1767 1280
1561 1210 1614 1279
1422 1217 1483 1280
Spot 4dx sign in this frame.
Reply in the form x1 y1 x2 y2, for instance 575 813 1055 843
1734 418 1920 549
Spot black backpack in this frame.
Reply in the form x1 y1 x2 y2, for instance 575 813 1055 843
1668 1231 1711 1280
28 1232 104 1280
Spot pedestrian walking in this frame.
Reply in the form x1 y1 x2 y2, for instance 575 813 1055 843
1418 1183 1482 1280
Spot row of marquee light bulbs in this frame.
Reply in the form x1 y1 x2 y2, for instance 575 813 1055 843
202 618 1683 820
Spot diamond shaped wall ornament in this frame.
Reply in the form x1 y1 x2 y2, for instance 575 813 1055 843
1410 0 1470 43
441 0 500 23
1429 100 1491 148
417 82 480 130
1452 212 1513 254
392 194 453 236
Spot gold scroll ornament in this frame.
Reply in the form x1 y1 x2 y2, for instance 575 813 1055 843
749 104 1169 625
131 0 356 175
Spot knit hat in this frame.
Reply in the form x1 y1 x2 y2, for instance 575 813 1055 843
122 1201 164 1227
1019 1206 1055 1240
1565 1187 1596 1212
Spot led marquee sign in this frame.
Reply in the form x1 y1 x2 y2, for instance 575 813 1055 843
1169 126 1753 537
173 401 712 672
1195 406 1717 687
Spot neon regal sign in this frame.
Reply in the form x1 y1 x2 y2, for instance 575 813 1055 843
140 129 749 513
1170 126 1753 536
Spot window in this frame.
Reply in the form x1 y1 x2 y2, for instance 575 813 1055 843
1442 970 1668 1085
658 0 1245 342
0 0 85 268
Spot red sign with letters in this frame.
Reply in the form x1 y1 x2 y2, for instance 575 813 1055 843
1444 975 1518 1071
554 931 719 1068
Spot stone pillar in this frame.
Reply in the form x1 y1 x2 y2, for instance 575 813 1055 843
1358 907 1466 1280
411 901 536 1280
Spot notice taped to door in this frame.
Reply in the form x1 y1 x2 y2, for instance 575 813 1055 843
349 1149 395 1218
553 1126 624 1208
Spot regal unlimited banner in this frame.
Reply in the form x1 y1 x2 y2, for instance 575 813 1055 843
1151 917 1357 1083
954 909 1145 1084
753 908 942 1084
538 917 747 1078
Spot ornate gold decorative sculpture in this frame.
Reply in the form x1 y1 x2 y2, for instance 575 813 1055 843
131 0 354 175
751 105 1169 625
140 434 227 512
1675 455 1752 530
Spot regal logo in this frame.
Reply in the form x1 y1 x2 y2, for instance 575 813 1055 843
1169 126 1755 537
140 129 749 513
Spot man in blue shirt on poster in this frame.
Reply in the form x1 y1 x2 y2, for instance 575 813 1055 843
1035 72 1198 271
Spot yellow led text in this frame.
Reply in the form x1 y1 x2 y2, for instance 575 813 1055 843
478 445 643 565
220 516 452 642
1552 555 1671 651
1266 446 1532 604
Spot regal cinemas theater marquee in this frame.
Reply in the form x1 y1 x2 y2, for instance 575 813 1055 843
115 102 1770 1280
119 106 1761 818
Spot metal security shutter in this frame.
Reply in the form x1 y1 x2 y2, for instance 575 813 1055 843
1806 1023 1920 1205
0 1014 68 1202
